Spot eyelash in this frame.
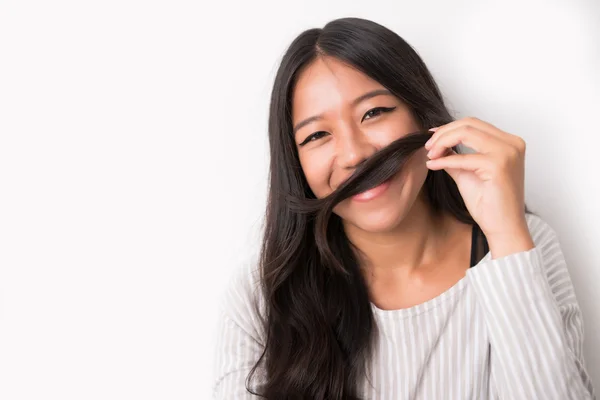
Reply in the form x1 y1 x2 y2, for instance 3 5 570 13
298 106 397 146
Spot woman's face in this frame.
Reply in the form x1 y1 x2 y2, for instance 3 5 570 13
291 56 430 233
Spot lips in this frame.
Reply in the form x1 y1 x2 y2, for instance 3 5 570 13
351 179 391 202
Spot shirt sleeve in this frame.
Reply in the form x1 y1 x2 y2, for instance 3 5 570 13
212 263 266 399
466 214 596 399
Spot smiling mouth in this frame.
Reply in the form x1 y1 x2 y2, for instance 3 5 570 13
351 179 391 202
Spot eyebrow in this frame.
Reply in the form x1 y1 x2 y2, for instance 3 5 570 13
292 89 392 136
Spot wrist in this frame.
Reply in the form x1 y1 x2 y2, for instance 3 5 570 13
485 222 534 259
487 231 535 259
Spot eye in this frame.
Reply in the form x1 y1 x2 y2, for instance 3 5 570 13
299 131 329 146
361 106 397 122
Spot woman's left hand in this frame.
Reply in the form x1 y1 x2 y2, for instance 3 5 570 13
424 117 534 257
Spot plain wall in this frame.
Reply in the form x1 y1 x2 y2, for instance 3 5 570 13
1 0 598 398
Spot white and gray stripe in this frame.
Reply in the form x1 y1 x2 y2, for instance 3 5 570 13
212 214 596 399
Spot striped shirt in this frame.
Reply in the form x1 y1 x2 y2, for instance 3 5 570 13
212 213 596 399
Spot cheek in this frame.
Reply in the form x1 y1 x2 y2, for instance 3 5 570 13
402 148 430 184
299 152 332 198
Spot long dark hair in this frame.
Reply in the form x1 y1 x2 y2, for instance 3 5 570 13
247 17 531 399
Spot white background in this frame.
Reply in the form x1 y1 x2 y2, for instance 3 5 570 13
1 0 598 398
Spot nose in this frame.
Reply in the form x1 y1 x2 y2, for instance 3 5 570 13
335 127 378 170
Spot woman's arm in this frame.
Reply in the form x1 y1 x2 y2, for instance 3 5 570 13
212 314 264 399
467 214 596 399
212 263 266 399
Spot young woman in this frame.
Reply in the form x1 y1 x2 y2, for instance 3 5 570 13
212 17 595 399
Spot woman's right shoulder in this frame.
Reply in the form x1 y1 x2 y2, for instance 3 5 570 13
217 254 267 344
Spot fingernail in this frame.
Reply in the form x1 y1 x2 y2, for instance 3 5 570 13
428 127 440 132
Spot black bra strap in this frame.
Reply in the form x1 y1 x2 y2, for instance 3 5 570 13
482 227 489 255
470 223 489 268
470 224 477 268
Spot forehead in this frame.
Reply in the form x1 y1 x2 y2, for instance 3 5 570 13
292 57 384 120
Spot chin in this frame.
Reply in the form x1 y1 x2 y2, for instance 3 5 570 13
335 199 411 234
